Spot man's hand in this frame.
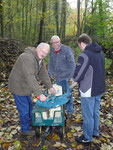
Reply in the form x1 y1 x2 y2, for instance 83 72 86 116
39 94 47 102
69 78 77 88
69 78 75 85
48 87 56 95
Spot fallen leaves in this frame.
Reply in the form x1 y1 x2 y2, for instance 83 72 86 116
52 134 59 141
67 132 73 138
53 142 67 148
0 76 113 150
101 143 113 150
76 144 84 149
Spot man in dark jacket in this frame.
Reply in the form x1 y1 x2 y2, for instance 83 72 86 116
72 34 106 144
8 43 56 136
48 35 76 118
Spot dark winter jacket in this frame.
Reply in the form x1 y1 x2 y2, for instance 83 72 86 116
73 42 106 97
48 44 76 81
8 47 52 96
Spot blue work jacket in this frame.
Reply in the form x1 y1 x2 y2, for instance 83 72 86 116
48 44 76 81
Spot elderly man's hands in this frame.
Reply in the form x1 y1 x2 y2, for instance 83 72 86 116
38 94 47 102
37 88 56 102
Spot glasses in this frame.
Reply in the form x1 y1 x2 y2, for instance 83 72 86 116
51 41 60 44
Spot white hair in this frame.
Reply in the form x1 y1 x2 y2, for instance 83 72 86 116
50 35 60 43
37 42 50 51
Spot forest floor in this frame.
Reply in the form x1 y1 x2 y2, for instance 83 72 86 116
0 75 113 150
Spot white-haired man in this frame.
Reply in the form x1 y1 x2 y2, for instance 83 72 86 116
48 36 76 118
8 43 56 136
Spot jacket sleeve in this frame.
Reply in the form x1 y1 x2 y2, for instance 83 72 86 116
22 54 43 96
38 62 53 89
73 53 89 82
48 50 55 78
66 50 76 78
59 49 76 79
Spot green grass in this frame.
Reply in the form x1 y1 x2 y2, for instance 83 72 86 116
44 55 49 64
105 58 112 70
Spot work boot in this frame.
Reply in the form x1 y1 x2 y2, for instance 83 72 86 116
93 135 99 139
21 130 35 136
75 135 91 145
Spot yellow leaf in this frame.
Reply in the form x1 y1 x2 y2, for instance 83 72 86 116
102 133 111 138
76 144 84 149
76 117 81 123
33 141 41 147
101 137 107 143
52 134 59 141
71 129 76 133
72 143 76 147
66 119 71 126
0 3 3 7
105 104 109 108
67 132 73 138
106 120 112 125
0 139 2 144
109 93 113 96
14 140 22 150
42 145 46 150
93 138 101 144
2 142 11 149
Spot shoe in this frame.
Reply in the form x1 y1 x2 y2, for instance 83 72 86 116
67 113 73 119
21 130 35 136
75 135 91 145
93 135 99 138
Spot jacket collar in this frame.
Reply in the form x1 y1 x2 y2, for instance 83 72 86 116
32 49 40 62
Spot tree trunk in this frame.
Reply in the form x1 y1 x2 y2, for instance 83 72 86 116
29 0 33 44
8 0 12 39
54 0 59 36
33 0 39 44
77 0 80 37
83 0 88 33
38 0 46 43
0 0 3 37
22 0 25 40
25 0 29 39
60 0 66 40
99 0 104 38
16 0 21 39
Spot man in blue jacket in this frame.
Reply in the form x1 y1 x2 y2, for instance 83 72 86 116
72 34 106 144
48 35 76 118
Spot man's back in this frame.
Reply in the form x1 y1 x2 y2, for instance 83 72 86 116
83 42 106 96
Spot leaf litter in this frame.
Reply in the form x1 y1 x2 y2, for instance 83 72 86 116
0 76 113 150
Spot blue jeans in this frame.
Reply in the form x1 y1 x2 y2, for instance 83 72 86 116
13 94 33 132
56 79 73 114
81 94 102 141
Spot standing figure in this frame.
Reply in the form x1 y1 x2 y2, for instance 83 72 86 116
72 34 106 144
48 35 76 118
